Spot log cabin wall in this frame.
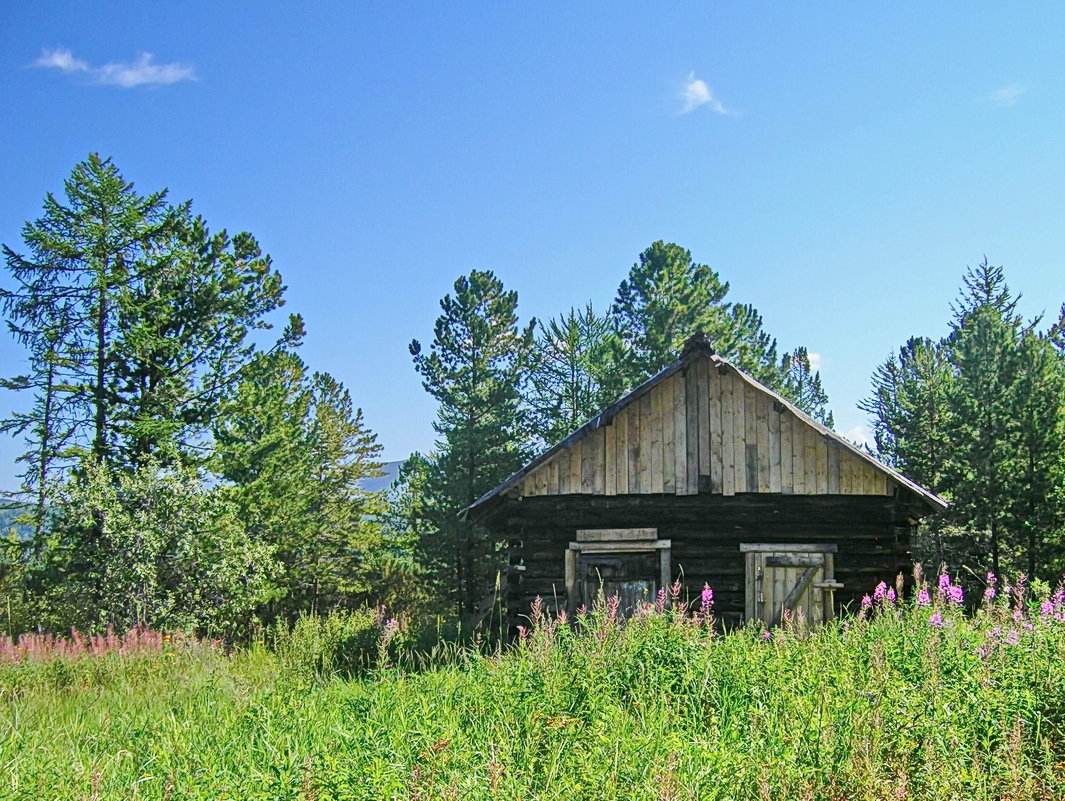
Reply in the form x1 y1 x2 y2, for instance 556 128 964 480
503 494 914 628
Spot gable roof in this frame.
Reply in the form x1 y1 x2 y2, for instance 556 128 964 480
464 336 947 520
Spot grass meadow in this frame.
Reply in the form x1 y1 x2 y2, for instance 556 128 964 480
1 575 1064 800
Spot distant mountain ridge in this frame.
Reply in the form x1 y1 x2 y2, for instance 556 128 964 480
359 460 404 494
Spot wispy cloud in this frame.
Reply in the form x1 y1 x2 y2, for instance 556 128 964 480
843 424 871 448
807 352 823 373
34 47 196 88
988 83 1028 107
680 72 734 115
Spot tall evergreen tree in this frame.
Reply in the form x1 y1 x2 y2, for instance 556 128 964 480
863 259 1065 579
946 261 1025 575
526 303 613 448
606 242 826 416
780 346 834 427
212 351 385 622
410 270 533 631
1 154 300 486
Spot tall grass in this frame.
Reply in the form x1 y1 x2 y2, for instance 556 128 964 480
0 574 1063 800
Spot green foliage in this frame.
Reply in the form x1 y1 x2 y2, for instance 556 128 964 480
410 270 533 632
33 458 275 635
271 607 395 683
606 242 830 420
2 590 1064 799
212 351 387 624
1 154 299 484
526 304 615 447
780 345 833 427
863 260 1065 578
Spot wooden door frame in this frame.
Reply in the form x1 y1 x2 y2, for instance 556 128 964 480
565 529 670 614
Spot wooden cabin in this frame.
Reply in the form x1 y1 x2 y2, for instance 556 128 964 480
464 334 947 629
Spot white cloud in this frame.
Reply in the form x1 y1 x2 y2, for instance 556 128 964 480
34 48 195 88
680 72 733 115
843 425 871 448
807 352 822 373
988 83 1028 107
35 47 89 73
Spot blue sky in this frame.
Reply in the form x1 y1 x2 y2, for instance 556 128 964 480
2 3 1063 490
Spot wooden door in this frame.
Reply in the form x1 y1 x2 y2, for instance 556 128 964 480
579 551 658 615
740 544 843 627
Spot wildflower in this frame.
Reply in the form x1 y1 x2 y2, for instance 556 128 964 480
670 580 683 604
861 594 873 610
1005 629 1020 646
984 586 996 603
762 630 772 641
517 625 529 641
928 613 944 628
917 589 931 607
886 588 897 604
948 585 963 606
700 584 714 614
937 573 951 597
873 582 887 602
655 588 667 613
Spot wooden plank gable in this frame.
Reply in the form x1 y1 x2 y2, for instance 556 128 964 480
521 353 898 501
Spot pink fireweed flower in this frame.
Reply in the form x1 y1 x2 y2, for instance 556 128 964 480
517 625 529 641
700 584 714 614
929 613 944 628
1005 629 1020 646
886 588 897 604
984 586 996 603
948 585 963 606
917 589 931 607
861 595 873 610
937 573 951 598
762 630 772 641
655 588 667 613
873 582 887 602
670 580 683 604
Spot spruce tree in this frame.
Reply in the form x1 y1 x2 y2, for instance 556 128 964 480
2 154 301 478
863 259 1065 578
410 270 533 631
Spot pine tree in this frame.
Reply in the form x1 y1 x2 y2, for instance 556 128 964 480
410 270 533 631
606 242 824 416
780 346 833 427
212 352 385 622
862 259 1065 578
1 154 300 483
946 261 1024 576
526 303 613 448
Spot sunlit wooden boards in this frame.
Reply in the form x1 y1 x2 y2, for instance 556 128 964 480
520 353 895 500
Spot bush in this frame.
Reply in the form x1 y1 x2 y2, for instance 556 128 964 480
272 607 409 682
